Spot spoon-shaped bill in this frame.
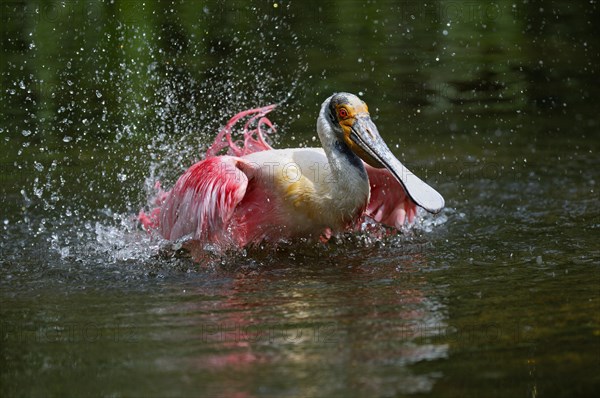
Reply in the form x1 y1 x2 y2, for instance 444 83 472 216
349 116 445 213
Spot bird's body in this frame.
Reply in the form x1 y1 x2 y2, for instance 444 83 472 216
139 93 444 250
244 147 370 237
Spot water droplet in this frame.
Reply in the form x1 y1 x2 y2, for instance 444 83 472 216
19 81 26 89
442 30 448 36
22 130 32 137
96 90 102 98
63 136 73 143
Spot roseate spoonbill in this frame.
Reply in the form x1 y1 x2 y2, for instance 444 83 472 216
139 93 444 248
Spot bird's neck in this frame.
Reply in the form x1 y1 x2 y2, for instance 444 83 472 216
317 110 370 207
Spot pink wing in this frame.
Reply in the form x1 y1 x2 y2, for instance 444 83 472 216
365 164 418 229
158 156 250 243
139 106 276 243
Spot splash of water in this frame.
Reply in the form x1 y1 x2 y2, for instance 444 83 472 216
2 5 447 268
2 6 307 267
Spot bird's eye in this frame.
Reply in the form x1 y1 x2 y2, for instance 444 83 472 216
338 108 349 119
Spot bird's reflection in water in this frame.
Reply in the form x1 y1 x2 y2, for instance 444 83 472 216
152 242 448 396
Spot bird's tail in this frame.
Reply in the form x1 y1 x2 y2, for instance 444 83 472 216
206 104 277 157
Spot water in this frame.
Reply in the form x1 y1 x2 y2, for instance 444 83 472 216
1 1 599 397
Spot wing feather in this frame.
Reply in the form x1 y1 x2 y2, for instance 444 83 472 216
365 164 418 229
159 156 250 242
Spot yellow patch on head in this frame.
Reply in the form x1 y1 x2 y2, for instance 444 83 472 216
332 98 380 166
335 99 368 123
335 100 368 137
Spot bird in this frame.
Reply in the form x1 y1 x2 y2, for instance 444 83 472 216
139 92 444 249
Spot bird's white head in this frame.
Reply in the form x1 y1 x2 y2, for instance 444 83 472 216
318 92 445 214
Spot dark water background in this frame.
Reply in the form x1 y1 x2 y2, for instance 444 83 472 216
1 1 599 397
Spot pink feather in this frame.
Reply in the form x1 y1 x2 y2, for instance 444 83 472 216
158 156 250 244
364 165 418 229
